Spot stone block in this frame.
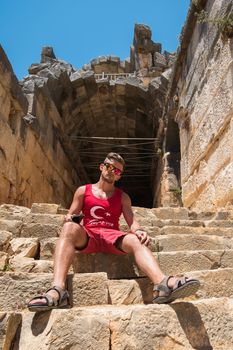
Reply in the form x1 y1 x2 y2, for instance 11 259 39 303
157 234 232 252
181 79 233 183
214 210 233 220
0 252 8 271
182 123 233 208
0 220 22 237
220 250 233 269
8 238 39 258
188 211 216 220
21 223 60 239
8 258 53 275
73 253 138 279
0 272 108 311
18 308 110 350
150 207 189 220
108 277 153 305
160 226 233 238
150 219 203 228
70 71 83 87
0 204 30 219
0 312 22 350
192 268 233 299
213 162 233 207
69 272 108 307
185 41 232 129
9 256 36 273
40 238 57 259
204 220 233 228
0 231 12 251
153 52 167 68
30 260 53 273
158 250 233 276
31 203 60 214
108 299 233 349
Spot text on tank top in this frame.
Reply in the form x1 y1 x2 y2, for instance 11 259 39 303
82 184 122 229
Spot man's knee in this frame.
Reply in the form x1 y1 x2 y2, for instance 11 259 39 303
61 222 84 240
119 234 141 253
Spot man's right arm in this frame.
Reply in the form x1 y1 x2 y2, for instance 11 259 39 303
64 185 86 222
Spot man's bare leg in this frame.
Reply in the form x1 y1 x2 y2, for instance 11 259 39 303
28 222 88 305
116 234 177 290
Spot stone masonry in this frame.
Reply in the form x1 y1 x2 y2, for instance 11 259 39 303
0 24 174 209
1 1 233 210
165 0 233 210
0 0 233 348
1 203 233 348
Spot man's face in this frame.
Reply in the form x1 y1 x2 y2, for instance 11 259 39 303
100 158 124 184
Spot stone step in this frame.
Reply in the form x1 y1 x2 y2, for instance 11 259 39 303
158 226 233 238
2 298 233 349
73 250 233 278
2 213 233 240
154 234 233 252
3 202 233 219
36 234 233 262
0 219 233 239
135 219 233 228
120 219 206 230
108 268 233 305
0 272 109 311
0 268 233 312
4 244 233 277
7 248 233 278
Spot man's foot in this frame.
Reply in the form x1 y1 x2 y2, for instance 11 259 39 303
153 276 200 304
27 285 69 312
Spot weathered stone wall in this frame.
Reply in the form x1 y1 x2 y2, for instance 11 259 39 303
166 0 233 210
0 46 80 208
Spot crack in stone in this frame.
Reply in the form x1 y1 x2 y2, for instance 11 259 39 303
219 249 227 268
201 252 221 269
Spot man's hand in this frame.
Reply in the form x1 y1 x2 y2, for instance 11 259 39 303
134 229 150 246
64 214 73 223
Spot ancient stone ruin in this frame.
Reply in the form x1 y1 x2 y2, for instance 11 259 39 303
0 22 175 209
0 0 233 348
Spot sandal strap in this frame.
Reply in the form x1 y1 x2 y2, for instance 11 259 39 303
45 285 69 306
44 294 58 306
153 276 173 295
173 276 187 289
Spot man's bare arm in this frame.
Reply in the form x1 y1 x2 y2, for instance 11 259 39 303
122 192 140 232
64 185 85 222
122 192 150 245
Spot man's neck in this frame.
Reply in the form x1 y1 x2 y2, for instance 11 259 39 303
95 178 115 193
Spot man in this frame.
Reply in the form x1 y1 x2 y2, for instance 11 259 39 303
28 152 200 311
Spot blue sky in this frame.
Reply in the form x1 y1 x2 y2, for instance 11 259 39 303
1 0 190 80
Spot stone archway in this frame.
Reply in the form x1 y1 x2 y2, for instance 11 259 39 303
0 24 176 208
59 71 161 208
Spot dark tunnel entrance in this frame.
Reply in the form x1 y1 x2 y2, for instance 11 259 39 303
72 136 158 208
165 118 181 188
62 75 162 208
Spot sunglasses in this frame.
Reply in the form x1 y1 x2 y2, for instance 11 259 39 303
104 162 123 176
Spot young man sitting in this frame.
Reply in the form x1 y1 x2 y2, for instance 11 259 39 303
28 152 200 311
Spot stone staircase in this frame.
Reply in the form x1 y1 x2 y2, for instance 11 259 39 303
1 203 233 349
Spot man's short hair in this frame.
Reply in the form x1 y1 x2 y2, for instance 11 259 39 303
105 152 125 168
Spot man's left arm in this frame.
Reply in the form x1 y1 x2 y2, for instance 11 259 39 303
122 192 150 246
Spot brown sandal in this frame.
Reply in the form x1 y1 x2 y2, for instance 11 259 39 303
153 276 200 304
27 285 69 312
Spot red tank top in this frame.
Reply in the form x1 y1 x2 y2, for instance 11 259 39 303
82 184 122 230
